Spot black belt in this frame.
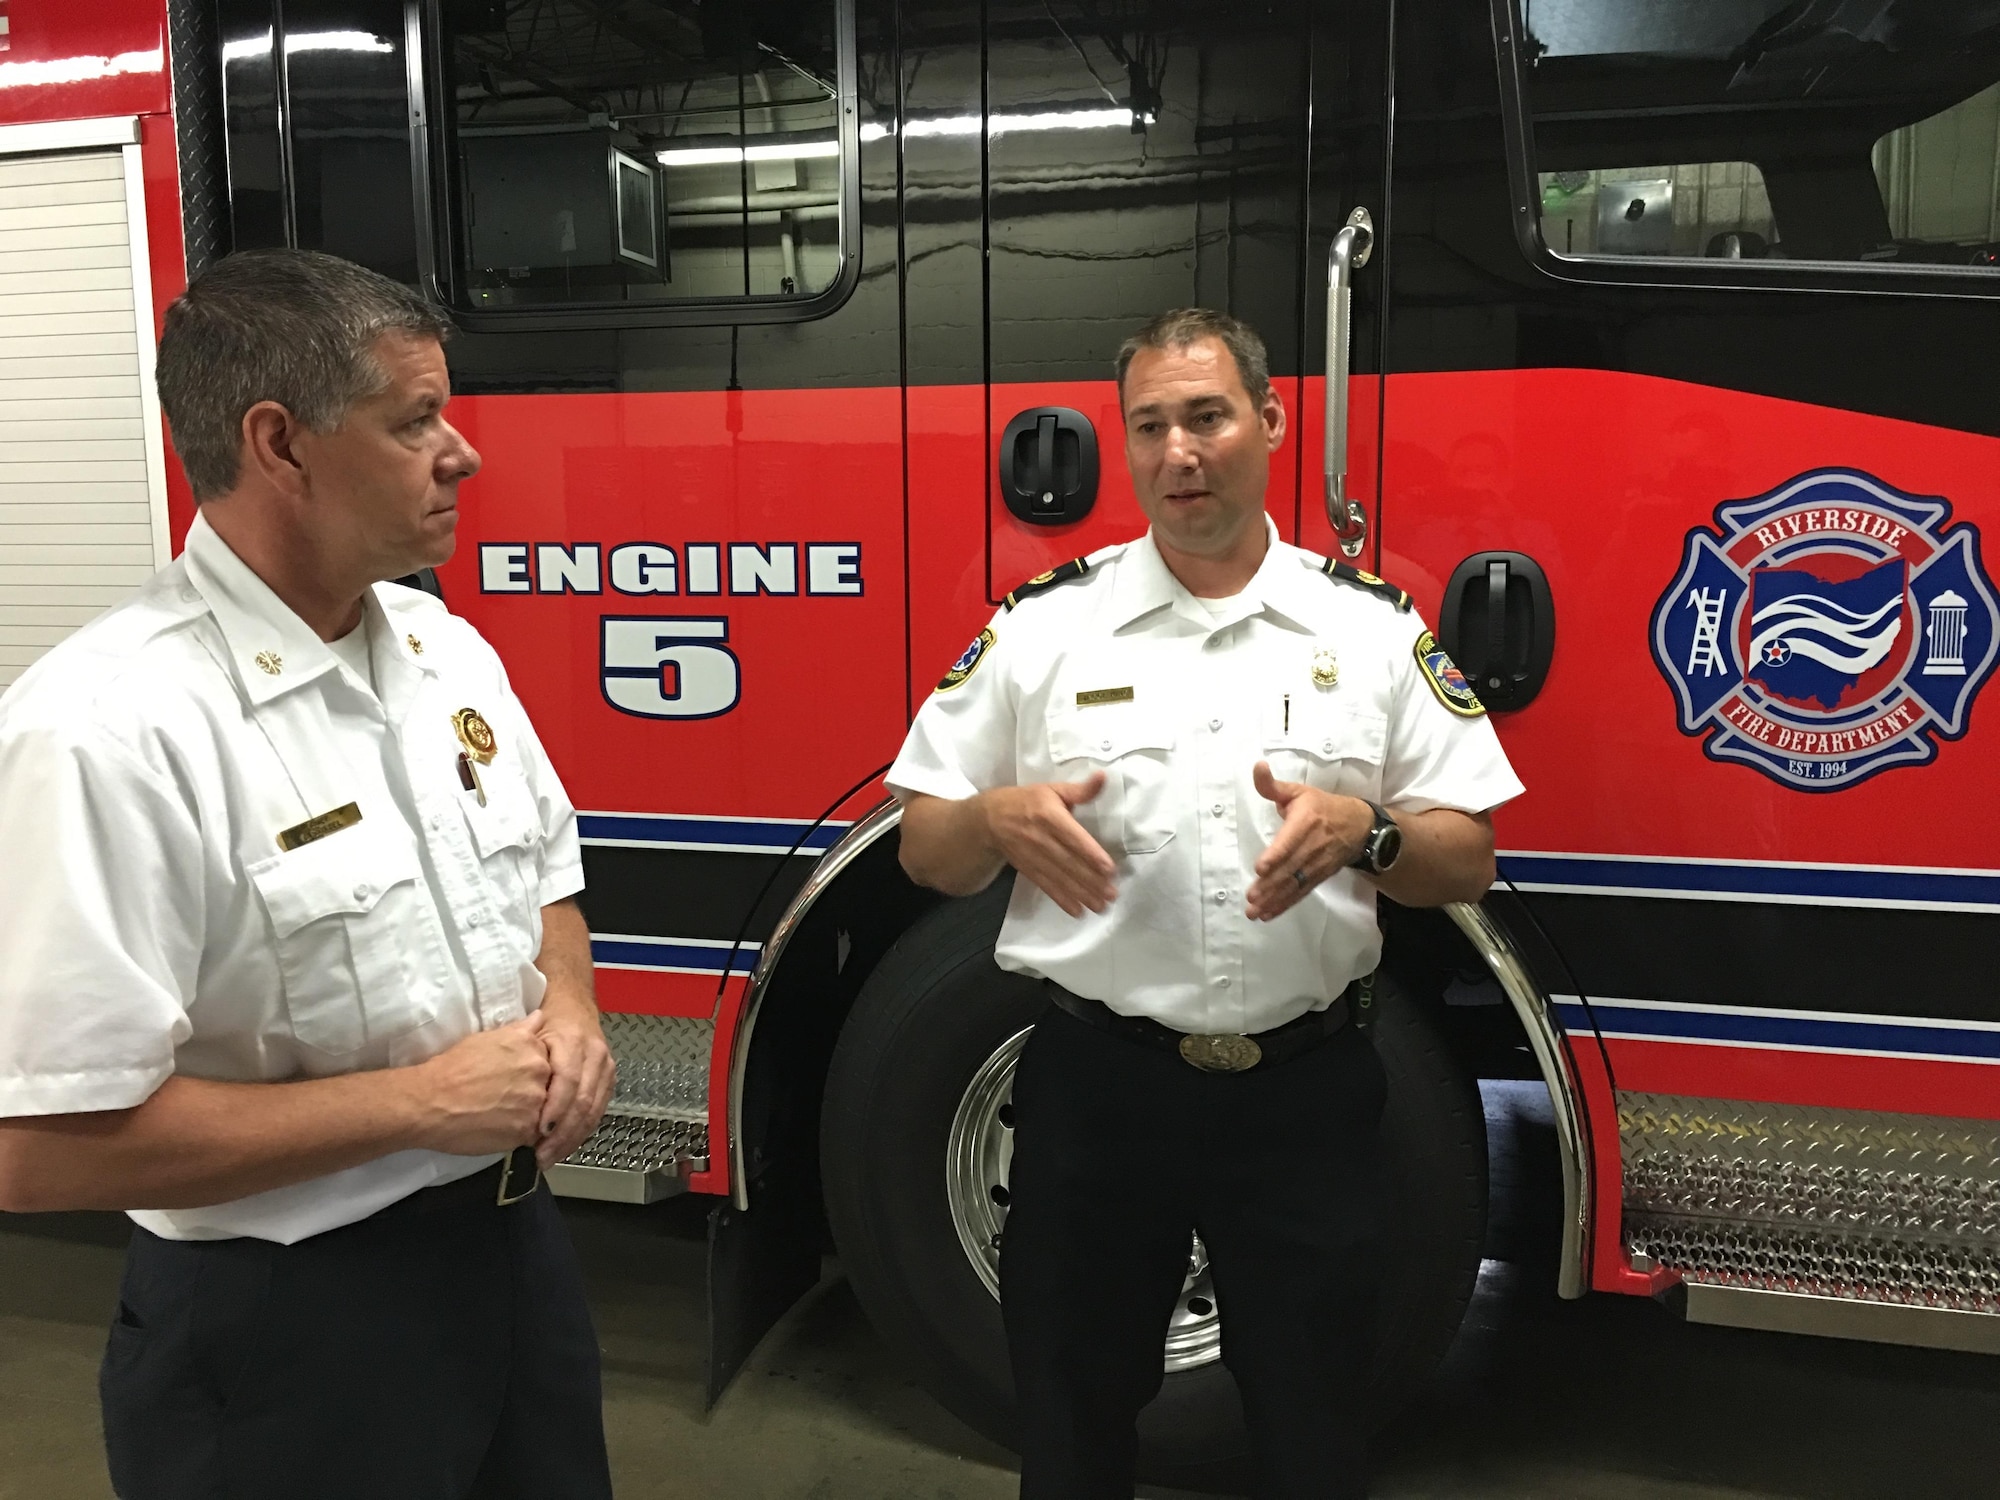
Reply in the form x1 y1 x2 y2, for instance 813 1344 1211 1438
378 1147 542 1219
1044 980 1356 1073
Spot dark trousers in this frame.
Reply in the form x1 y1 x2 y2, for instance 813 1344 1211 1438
1000 1004 1387 1500
100 1169 613 1500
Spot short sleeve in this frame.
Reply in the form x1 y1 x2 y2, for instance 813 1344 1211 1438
0 724 200 1116
486 647 584 909
886 612 1022 803
1379 615 1526 816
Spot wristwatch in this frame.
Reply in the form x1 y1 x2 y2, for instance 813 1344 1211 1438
1349 800 1403 875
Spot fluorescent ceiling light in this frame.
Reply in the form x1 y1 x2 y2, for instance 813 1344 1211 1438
653 106 1148 162
864 107 1149 141
658 140 840 166
0 47 162 88
222 30 392 61
287 30 392 54
991 106 1142 136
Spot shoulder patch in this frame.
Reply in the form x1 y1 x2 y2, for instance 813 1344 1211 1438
1003 557 1090 610
1321 558 1412 612
1413 629 1485 717
936 627 997 692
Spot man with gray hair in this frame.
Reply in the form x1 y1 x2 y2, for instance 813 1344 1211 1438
0 249 615 1499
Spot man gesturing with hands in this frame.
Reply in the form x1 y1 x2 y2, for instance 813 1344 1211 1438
893 309 1522 1500
0 251 614 1500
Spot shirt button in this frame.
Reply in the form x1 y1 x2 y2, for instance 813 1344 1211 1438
1216 976 1231 989
178 586 198 603
1211 802 1224 817
1209 717 1222 731
351 883 372 903
1100 738 1113 751
468 911 484 929
1213 888 1227 904
1323 739 1336 754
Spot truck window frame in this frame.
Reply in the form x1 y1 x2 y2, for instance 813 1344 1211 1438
406 0 863 331
1487 0 2000 301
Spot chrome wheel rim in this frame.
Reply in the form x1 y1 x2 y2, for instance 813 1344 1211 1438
945 1026 1224 1372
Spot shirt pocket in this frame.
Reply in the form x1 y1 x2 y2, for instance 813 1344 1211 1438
1262 701 1388 805
246 819 436 1056
461 773 546 934
1047 707 1178 856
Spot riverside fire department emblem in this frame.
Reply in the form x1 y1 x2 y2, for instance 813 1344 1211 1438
1652 467 1998 791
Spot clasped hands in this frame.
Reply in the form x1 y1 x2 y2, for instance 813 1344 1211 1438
981 760 1375 922
410 1006 616 1170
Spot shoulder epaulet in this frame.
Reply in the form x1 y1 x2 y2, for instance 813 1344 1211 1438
1321 557 1412 612
1003 557 1091 610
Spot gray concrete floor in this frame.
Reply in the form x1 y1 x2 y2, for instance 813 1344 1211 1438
3 1084 1996 1499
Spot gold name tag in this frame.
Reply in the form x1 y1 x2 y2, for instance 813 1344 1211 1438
1075 686 1135 707
276 802 363 852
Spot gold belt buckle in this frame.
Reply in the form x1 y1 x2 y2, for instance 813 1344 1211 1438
496 1146 541 1206
1178 1033 1263 1073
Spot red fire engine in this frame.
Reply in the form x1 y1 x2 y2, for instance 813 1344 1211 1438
4 0 1996 1472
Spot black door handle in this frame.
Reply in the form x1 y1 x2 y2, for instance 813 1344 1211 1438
999 406 1099 526
1440 551 1554 712
1036 415 1057 508
1485 559 1508 685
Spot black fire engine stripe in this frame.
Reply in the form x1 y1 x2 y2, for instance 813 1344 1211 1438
575 846 813 947
1518 892 2000 1024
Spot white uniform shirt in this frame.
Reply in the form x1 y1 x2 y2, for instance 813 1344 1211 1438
887 522 1524 1034
0 513 584 1244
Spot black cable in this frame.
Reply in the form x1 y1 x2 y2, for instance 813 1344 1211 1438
714 761 896 1002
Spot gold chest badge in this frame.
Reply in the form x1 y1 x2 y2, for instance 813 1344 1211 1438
1310 647 1340 688
452 707 497 763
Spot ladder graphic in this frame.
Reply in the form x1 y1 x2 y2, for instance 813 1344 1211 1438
1685 589 1728 677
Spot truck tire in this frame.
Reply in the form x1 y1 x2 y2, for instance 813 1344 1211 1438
820 877 1487 1485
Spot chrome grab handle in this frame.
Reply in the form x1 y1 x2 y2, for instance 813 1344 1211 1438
1324 206 1375 559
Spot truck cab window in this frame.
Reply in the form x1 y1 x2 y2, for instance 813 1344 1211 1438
436 0 845 309
1875 82 2000 264
1508 0 2000 275
1538 163 1773 259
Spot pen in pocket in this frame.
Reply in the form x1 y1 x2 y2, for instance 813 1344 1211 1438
456 751 487 806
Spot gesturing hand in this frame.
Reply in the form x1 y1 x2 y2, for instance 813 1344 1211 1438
982 772 1117 917
1246 761 1373 921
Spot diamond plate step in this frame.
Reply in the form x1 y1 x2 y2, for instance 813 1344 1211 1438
1620 1092 2000 1316
547 1113 711 1205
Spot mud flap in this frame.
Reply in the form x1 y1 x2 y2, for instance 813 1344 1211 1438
704 1170 822 1408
